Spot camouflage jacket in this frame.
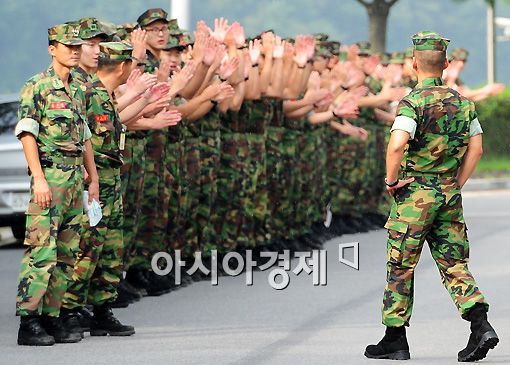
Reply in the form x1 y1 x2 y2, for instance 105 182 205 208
395 77 478 174
15 65 91 158
73 68 124 169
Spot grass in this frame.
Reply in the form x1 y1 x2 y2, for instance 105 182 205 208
474 155 510 178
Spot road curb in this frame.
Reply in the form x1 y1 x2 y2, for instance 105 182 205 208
463 178 510 192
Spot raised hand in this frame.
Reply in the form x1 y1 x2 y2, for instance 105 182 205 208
156 60 172 82
127 71 157 95
343 62 366 89
334 98 359 119
293 36 308 68
203 37 219 66
130 28 148 61
380 85 408 102
196 20 210 38
243 51 251 79
218 55 240 80
261 32 275 57
230 22 246 48
273 36 285 59
143 82 171 104
214 82 235 102
153 107 182 128
126 68 142 90
249 39 262 65
170 60 196 92
210 17 230 43
192 31 208 62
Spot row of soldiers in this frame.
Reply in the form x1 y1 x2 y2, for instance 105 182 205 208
14 7 490 346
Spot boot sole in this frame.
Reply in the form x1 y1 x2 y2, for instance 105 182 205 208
90 329 136 336
17 339 55 346
364 349 411 360
458 331 499 362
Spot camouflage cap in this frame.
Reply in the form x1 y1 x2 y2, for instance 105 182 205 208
99 41 133 61
323 41 341 56
380 52 391 66
449 47 469 62
390 51 405 64
48 23 85 46
179 32 194 47
137 8 169 28
78 17 109 40
164 35 186 51
168 19 183 35
314 33 329 42
412 31 450 52
356 41 372 56
315 42 332 59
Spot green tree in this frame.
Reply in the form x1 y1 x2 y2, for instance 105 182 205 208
355 0 400 53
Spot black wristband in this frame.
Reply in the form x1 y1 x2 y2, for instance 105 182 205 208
298 65 306 69
252 63 259 67
210 99 218 106
244 76 249 81
219 77 227 82
385 178 399 187
332 111 340 118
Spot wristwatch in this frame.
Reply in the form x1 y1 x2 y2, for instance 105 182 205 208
385 178 399 187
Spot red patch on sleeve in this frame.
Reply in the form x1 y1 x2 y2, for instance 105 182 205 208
95 115 109 123
50 102 68 109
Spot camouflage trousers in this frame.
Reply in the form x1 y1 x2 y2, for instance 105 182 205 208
131 130 164 269
382 174 488 327
121 135 146 270
16 164 83 317
198 132 220 257
63 169 124 308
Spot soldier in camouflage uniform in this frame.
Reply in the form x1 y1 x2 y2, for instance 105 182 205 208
15 23 99 346
125 8 171 295
365 32 498 362
60 18 135 337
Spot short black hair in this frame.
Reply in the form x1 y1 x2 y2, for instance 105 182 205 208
97 58 132 73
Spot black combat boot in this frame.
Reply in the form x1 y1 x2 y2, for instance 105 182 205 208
458 303 499 362
126 267 166 296
90 305 135 336
17 315 55 346
41 315 82 343
365 326 411 360
60 308 84 339
76 307 92 332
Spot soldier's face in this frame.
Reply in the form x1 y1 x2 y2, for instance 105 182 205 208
145 20 170 50
161 49 181 73
49 43 82 67
313 56 328 72
81 37 103 69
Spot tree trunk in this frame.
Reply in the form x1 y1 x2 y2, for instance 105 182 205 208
367 3 389 53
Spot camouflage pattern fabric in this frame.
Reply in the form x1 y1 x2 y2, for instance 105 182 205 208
63 72 124 308
15 66 88 317
382 76 487 327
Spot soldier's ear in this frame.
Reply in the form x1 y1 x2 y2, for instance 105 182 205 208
443 59 449 70
48 44 57 57
412 57 418 72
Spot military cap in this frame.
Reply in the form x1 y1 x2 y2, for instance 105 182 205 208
48 23 85 46
78 17 109 40
315 42 332 59
449 48 469 62
314 33 329 42
164 35 186 51
323 41 341 56
252 29 275 41
168 19 183 35
137 8 169 28
99 41 133 61
390 51 405 64
179 32 194 47
356 41 372 56
412 31 450 51
380 52 391 66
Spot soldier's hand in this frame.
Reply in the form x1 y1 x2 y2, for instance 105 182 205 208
386 177 415 197
88 180 100 204
33 176 52 209
153 108 182 128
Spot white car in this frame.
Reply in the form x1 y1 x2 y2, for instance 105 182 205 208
0 94 30 240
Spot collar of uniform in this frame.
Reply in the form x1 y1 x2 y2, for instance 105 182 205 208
94 78 112 104
418 77 444 88
47 65 66 90
73 66 91 85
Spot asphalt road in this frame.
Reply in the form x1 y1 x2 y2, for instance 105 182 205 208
0 190 509 365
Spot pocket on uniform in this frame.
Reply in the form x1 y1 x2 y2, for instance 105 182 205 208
384 218 409 264
24 202 51 246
